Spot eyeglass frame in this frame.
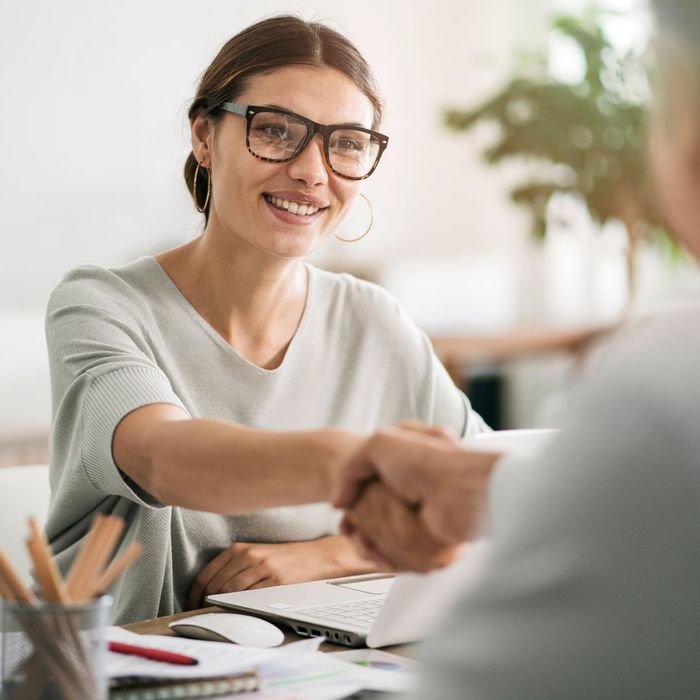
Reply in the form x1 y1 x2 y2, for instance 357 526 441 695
219 102 389 181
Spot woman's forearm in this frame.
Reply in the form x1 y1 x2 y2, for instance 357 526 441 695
146 417 363 514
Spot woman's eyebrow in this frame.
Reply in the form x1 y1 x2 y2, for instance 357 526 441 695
262 103 368 128
336 121 368 128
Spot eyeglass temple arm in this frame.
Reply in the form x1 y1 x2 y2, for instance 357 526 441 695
221 102 248 116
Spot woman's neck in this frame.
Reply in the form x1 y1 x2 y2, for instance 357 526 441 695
155 232 309 368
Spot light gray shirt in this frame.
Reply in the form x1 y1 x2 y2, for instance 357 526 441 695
45 257 487 623
408 304 700 699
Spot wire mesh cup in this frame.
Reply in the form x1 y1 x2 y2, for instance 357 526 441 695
1 595 112 699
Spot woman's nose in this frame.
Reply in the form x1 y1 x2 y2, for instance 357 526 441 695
287 135 329 186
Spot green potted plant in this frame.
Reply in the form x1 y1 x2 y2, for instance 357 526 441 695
444 11 673 303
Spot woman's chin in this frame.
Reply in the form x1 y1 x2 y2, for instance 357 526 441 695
262 232 326 260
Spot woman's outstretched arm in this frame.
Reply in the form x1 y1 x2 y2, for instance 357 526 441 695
113 403 363 514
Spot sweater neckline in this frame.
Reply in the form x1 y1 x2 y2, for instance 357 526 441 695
143 256 315 375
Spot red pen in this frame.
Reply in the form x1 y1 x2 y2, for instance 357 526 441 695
108 641 199 666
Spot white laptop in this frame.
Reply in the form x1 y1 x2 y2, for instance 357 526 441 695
462 427 558 456
207 428 557 648
207 547 484 648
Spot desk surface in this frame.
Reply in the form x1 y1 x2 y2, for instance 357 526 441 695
123 605 414 657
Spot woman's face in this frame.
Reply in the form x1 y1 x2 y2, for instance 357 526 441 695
194 65 376 260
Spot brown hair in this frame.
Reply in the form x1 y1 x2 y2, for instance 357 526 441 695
184 15 384 219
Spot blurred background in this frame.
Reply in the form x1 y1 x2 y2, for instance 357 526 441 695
2 0 699 466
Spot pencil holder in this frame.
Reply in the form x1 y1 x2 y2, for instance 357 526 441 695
1 595 112 700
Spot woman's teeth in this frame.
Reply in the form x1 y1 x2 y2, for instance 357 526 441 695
266 194 320 216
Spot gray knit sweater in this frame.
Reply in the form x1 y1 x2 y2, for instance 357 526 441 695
44 257 487 623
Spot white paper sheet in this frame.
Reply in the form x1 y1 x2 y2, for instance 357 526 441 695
106 627 322 679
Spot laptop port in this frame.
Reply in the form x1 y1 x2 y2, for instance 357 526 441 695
297 626 308 635
310 628 321 636
343 635 351 644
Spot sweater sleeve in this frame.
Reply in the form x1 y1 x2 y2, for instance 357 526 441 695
46 267 189 507
388 295 490 438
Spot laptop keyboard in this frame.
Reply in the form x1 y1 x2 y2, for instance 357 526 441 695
292 595 388 630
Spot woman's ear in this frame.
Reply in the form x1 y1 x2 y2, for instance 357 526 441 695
191 115 213 166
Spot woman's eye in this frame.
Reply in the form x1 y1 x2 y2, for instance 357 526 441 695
333 138 363 152
257 124 290 140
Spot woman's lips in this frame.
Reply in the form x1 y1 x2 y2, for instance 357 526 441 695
262 194 325 225
264 191 329 210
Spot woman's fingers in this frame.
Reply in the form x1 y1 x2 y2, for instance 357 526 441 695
187 544 254 608
222 565 269 592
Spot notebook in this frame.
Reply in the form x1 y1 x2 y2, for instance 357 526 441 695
106 626 269 697
109 670 258 699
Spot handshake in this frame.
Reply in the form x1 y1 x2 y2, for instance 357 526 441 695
332 422 501 573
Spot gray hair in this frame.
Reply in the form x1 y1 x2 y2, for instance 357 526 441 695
653 0 700 60
651 0 700 130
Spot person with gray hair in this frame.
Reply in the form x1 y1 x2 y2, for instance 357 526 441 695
336 1 700 696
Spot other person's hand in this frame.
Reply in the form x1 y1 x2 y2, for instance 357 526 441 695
341 480 461 572
333 424 500 546
186 535 375 610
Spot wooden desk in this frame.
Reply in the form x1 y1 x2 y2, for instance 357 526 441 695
123 606 414 657
0 428 49 468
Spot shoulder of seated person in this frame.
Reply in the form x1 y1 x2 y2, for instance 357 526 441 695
581 307 700 409
311 265 405 319
611 305 700 362
47 259 150 313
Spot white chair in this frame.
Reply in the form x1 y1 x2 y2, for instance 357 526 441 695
0 464 51 584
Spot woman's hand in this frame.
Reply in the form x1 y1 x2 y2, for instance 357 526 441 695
186 535 378 610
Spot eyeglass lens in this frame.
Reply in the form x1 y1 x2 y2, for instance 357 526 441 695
249 111 381 178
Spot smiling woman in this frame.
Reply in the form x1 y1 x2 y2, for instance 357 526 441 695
181 64 381 262
43 14 489 625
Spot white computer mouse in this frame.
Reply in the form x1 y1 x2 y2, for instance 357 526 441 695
169 612 284 648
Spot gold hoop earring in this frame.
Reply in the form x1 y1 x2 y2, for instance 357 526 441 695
193 161 211 213
335 192 373 243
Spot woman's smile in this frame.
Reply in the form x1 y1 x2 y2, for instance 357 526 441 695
262 191 330 227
